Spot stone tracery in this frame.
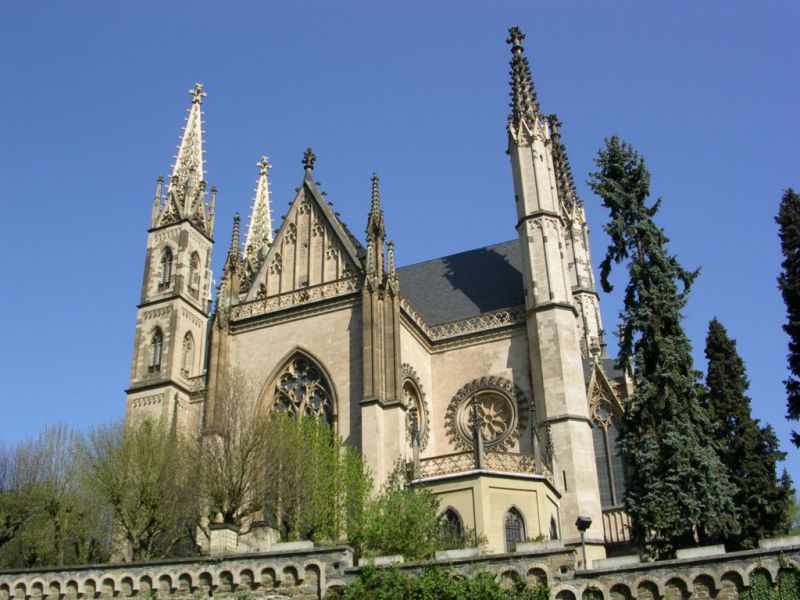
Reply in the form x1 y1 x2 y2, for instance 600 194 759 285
271 356 333 423
401 363 429 450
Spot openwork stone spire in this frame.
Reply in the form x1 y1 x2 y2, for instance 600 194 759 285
507 27 540 129
244 156 274 267
366 173 385 239
169 83 206 197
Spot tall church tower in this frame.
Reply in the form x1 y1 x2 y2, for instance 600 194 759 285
506 28 605 558
126 84 215 433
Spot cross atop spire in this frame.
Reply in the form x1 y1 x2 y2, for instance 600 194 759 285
190 82 206 105
244 155 274 268
302 147 316 173
506 26 540 129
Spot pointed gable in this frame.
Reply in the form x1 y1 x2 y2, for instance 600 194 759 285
243 174 362 302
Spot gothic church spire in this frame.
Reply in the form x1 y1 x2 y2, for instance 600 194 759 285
507 26 540 130
244 156 274 267
169 83 206 195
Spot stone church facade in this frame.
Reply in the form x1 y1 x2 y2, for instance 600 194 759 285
124 28 630 561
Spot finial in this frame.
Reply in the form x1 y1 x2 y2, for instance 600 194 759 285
232 212 240 247
190 83 206 105
506 26 540 128
371 173 381 211
302 147 316 172
258 155 272 175
506 26 525 53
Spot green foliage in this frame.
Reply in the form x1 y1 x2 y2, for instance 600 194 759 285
741 564 800 600
354 462 441 560
703 318 794 549
80 419 200 561
776 188 800 446
260 412 371 545
327 566 549 600
589 136 737 557
0 425 110 568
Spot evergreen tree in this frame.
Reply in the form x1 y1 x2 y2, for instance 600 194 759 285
776 189 800 445
588 136 737 557
704 318 793 549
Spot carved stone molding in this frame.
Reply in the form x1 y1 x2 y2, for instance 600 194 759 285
152 228 180 244
401 363 430 451
231 277 360 321
129 393 165 408
445 376 529 451
180 308 205 328
143 306 172 320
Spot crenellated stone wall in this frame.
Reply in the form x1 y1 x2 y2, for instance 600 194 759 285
1 538 798 600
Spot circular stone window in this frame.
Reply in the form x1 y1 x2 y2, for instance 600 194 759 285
402 363 429 450
445 376 529 451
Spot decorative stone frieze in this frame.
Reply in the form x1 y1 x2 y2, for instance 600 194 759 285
128 393 165 408
231 277 359 320
142 306 173 320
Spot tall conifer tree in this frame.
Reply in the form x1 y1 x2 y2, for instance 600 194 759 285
776 189 800 445
704 318 793 549
589 136 736 556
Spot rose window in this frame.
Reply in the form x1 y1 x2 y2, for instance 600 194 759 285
445 376 528 452
457 391 515 447
272 357 332 422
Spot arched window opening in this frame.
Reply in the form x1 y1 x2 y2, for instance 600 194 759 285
439 508 463 541
148 328 163 373
549 516 559 540
181 332 194 377
592 401 628 508
188 252 200 298
271 354 333 423
504 507 525 552
159 247 173 290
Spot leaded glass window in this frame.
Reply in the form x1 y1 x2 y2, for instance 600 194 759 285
440 508 463 540
181 332 194 377
188 252 200 298
159 247 173 289
272 356 333 423
504 507 525 552
592 401 628 508
149 328 163 373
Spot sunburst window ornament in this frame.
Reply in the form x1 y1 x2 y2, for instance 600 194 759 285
445 376 530 451
402 364 429 450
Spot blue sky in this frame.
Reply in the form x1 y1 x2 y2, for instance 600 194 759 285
1 2 798 482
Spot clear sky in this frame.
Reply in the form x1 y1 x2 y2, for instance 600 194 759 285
1 2 798 482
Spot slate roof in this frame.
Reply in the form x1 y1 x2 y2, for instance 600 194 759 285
582 356 626 384
397 240 524 325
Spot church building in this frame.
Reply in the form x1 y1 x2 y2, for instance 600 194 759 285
124 27 631 560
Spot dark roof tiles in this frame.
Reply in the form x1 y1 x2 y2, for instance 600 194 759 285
397 240 524 325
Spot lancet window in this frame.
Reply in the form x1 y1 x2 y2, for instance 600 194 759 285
159 248 173 289
181 332 194 377
592 401 627 508
148 328 163 373
271 355 333 423
188 252 200 298
504 507 525 552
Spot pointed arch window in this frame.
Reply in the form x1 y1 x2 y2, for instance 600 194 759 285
592 401 628 508
181 332 194 377
271 355 333 423
504 507 525 552
188 252 200 298
159 248 173 290
439 508 463 540
148 328 163 373
549 516 559 540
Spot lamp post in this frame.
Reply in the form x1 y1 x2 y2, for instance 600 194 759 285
575 516 592 570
